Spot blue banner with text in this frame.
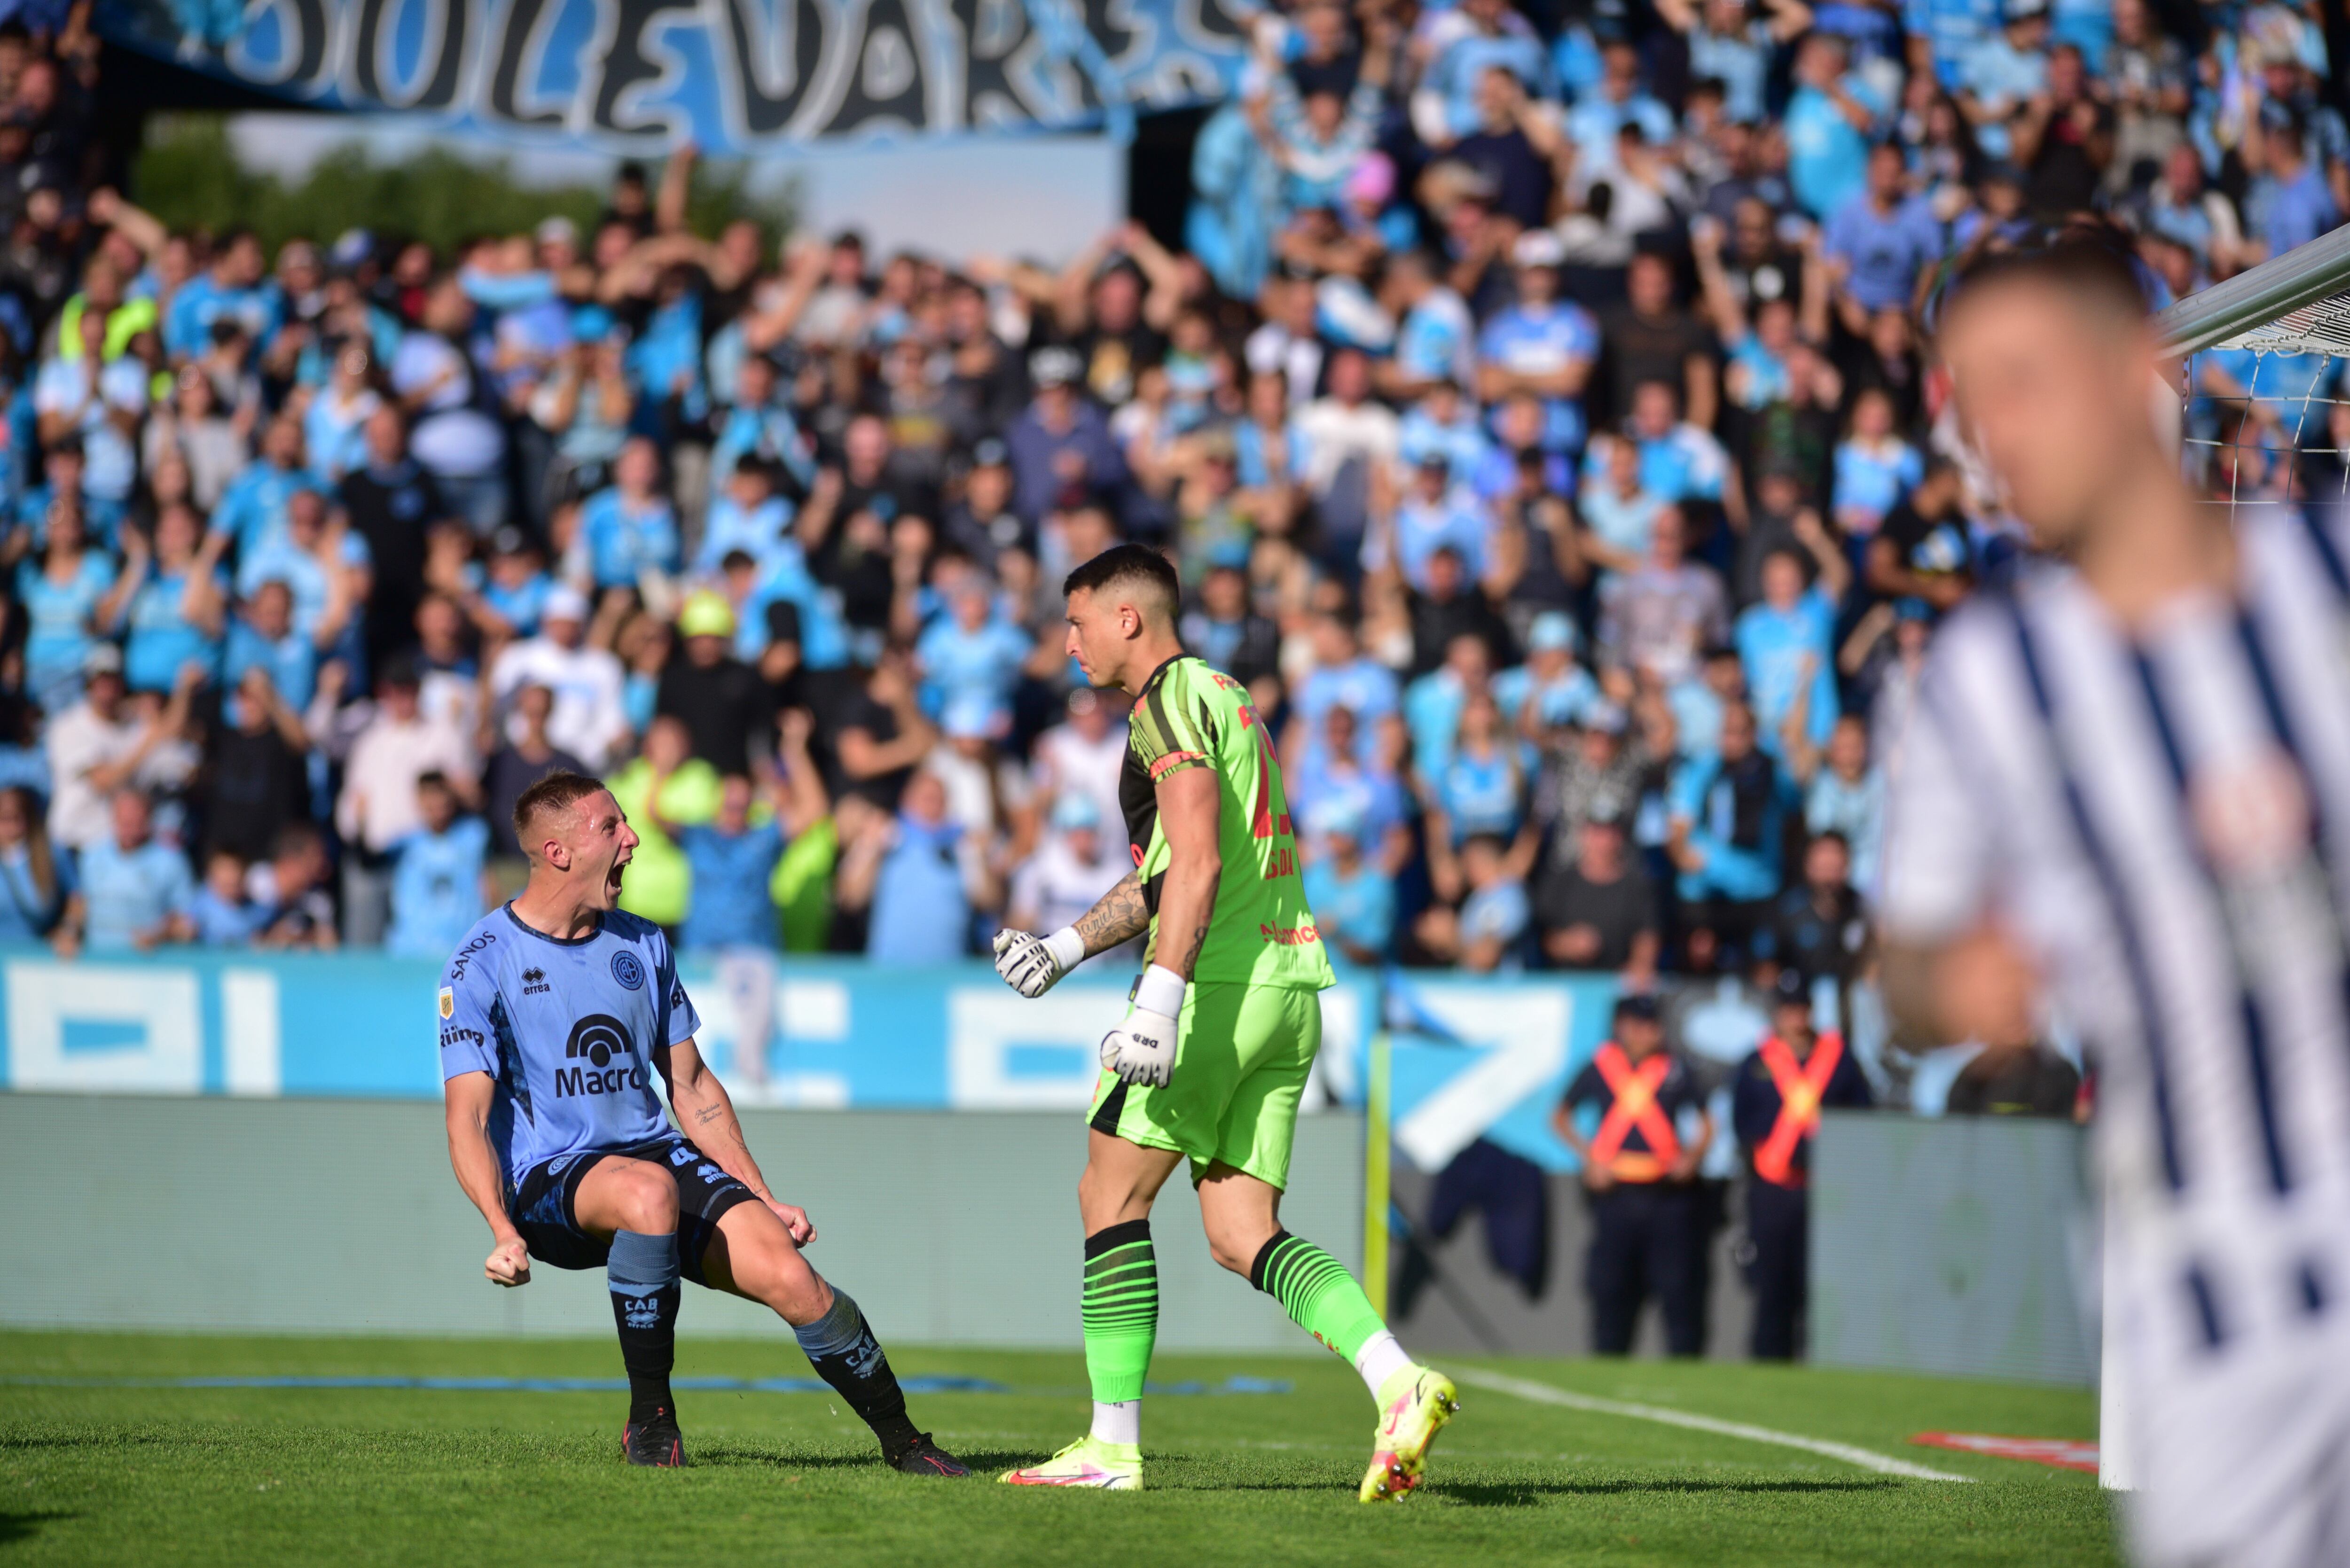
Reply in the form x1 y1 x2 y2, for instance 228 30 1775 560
96 0 1253 151
0 949 1621 1170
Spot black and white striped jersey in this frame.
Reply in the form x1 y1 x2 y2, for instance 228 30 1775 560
1881 503 2350 1550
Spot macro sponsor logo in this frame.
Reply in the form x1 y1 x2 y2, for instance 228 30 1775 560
554 1014 644 1098
521 967 552 996
1258 922 1320 946
439 1027 485 1052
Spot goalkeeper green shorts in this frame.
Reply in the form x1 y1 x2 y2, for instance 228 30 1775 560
1086 980 1324 1190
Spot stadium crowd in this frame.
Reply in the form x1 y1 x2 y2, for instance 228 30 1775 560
0 0 2327 1073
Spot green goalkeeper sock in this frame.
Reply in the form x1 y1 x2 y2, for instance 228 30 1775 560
1249 1229 1388 1364
1082 1220 1157 1441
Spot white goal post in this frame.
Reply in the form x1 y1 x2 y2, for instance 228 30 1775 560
2155 223 2350 358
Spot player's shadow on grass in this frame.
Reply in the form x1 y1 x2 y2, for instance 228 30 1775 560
0 1509 79 1544
692 1445 1030 1473
1438 1478 1901 1508
0 1431 172 1450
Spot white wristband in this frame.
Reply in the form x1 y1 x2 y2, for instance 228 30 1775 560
1134 964 1187 1018
1043 926 1086 973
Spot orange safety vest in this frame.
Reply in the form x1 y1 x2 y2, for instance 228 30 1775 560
1589 1043 1683 1182
1752 1031 1845 1189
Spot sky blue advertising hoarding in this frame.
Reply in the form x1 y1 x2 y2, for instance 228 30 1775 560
0 949 1622 1172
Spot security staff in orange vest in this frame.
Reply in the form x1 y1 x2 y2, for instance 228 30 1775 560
1552 993 1712 1356
1733 968 1872 1360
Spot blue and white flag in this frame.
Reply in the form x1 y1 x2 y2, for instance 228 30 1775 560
96 0 1254 151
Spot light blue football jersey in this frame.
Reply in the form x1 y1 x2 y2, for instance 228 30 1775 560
437 905 703 1191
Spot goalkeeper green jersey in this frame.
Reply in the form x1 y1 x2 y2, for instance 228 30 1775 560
1119 655 1335 992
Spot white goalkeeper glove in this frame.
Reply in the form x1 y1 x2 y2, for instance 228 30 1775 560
1101 966 1186 1088
993 926 1087 998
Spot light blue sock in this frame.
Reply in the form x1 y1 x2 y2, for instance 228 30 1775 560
607 1229 680 1295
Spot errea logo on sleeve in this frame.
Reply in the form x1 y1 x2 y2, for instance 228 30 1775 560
439 987 455 1020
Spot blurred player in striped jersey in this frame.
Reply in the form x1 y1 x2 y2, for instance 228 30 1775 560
1882 232 2350 1567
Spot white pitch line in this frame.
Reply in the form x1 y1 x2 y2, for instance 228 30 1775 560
1451 1368 1974 1483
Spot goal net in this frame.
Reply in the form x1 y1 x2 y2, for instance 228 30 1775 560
2157 226 2350 508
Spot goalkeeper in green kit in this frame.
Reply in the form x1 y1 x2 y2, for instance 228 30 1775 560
991 544 1457 1500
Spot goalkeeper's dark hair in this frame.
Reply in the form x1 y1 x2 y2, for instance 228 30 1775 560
513 769 609 858
1064 542 1181 616
1925 215 2156 340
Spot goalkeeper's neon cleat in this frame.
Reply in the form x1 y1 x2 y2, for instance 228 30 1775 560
998 1435 1143 1490
1359 1366 1458 1503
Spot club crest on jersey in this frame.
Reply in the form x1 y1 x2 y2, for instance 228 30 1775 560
2191 749 2313 878
438 987 454 1020
611 951 646 991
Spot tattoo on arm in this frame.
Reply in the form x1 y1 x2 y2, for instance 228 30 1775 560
694 1103 724 1125
1176 869 1220 974
1073 869 1151 956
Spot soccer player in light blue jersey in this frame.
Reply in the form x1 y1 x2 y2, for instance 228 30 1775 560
438 770 967 1476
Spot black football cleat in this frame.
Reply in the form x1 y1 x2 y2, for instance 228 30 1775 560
886 1432 970 1477
622 1408 686 1467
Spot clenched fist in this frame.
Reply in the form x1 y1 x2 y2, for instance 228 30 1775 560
993 926 1086 997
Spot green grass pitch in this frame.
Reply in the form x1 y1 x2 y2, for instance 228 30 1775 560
0 1332 2115 1566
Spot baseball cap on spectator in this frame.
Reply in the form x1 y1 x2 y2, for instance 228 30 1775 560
329 229 375 273
543 585 590 625
1291 51 1358 100
1315 275 1397 352
490 527 531 559
535 215 580 248
1613 991 1660 1022
1305 796 1367 843
1512 229 1567 271
1770 967 1814 1012
677 590 736 641
1581 700 1628 735
2002 0 2048 20
1895 597 1935 624
2258 98 2305 138
1030 346 1082 388
1528 611 1577 654
1345 152 1397 210
379 652 423 692
569 303 619 342
83 643 123 677
1050 792 1102 832
765 599 803 647
942 691 1006 741
971 437 1010 470
1422 161 1499 210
